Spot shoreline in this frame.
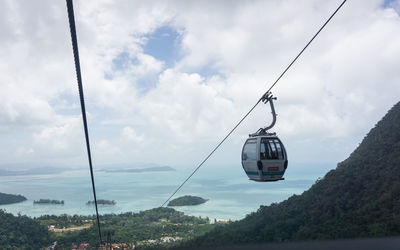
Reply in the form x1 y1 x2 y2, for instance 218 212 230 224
0 204 239 222
0 168 314 222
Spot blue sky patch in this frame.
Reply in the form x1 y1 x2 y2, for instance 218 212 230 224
382 0 400 14
51 92 80 115
143 25 182 67
135 75 159 95
108 26 182 93
191 63 222 80
111 51 139 72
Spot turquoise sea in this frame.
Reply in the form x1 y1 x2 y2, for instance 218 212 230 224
0 164 328 220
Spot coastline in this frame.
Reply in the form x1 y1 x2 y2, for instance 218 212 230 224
0 168 316 220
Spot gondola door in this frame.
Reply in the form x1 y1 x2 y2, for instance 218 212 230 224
259 137 286 181
242 138 260 181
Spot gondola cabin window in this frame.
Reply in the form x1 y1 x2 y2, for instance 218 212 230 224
242 139 257 161
261 138 284 160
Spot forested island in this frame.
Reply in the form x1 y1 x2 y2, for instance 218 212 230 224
34 199 64 205
167 195 208 206
0 192 27 205
86 199 116 205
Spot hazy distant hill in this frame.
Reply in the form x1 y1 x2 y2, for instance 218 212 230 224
0 166 66 176
103 166 175 173
180 101 400 248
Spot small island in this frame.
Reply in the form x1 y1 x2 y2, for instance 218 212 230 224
86 199 116 205
0 192 27 205
167 195 208 207
34 199 64 205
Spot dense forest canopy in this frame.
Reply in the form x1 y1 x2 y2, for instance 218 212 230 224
0 207 218 249
178 101 400 248
39 207 216 249
0 210 51 249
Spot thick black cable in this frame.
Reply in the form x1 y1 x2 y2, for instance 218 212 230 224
66 0 103 243
161 0 347 207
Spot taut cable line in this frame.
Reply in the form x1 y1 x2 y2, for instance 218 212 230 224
161 0 347 207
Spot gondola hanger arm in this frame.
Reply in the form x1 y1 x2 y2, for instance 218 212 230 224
250 92 277 137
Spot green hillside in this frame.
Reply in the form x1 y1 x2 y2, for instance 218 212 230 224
179 101 400 248
0 210 51 249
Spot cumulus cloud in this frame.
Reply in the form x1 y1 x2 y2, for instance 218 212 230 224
31 116 84 157
122 126 144 143
92 139 122 162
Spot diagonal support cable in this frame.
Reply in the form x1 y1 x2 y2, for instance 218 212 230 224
161 0 347 207
66 0 102 244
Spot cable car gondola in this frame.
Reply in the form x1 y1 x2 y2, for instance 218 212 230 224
241 92 288 182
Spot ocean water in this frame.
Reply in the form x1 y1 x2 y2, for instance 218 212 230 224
0 165 322 220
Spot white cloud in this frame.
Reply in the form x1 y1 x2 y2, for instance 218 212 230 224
136 69 236 143
31 116 84 158
122 126 144 143
93 139 121 160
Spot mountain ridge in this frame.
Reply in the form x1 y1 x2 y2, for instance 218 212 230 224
178 101 400 248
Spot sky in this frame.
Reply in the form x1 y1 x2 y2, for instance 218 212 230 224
0 0 399 174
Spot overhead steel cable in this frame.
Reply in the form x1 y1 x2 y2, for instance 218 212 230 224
161 0 347 207
66 0 103 244
262 0 347 96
